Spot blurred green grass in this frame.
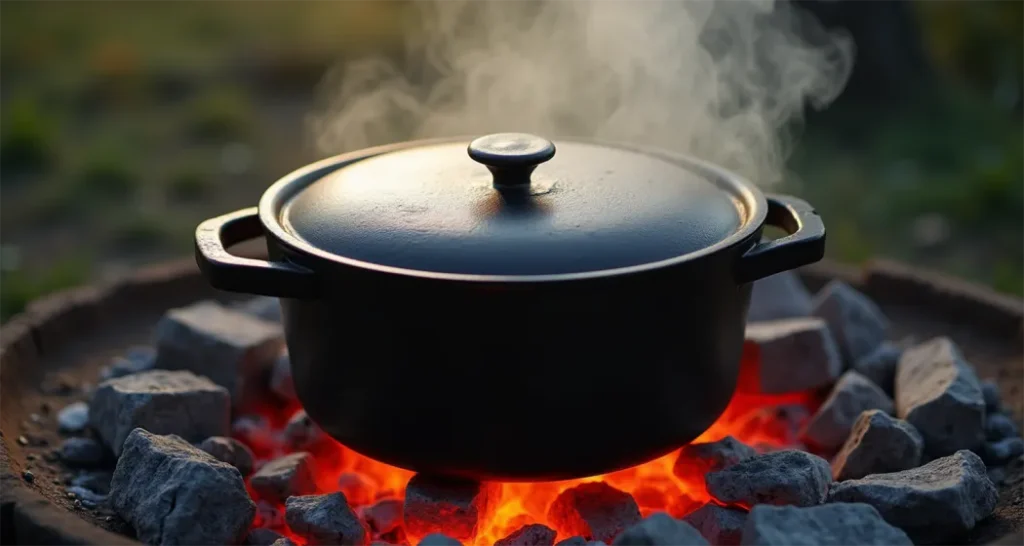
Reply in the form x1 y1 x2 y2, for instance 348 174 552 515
0 0 1021 322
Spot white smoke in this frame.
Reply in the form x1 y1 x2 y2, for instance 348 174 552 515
308 0 853 187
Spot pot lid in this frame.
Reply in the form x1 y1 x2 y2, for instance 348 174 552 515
275 133 758 277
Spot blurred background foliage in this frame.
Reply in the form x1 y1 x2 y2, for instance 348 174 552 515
1 0 1021 321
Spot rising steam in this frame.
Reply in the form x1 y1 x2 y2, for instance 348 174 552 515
308 0 853 187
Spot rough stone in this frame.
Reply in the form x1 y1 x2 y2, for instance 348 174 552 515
418 534 463 546
245 527 287 546
741 503 912 545
285 493 369 546
496 524 557 546
234 296 283 323
67 485 107 508
827 450 998 543
404 474 500 542
851 342 901 395
982 437 1024 465
801 371 895 452
109 429 255 545
71 470 113 494
199 436 255 476
271 539 297 546
547 481 642 543
811 280 889 364
270 349 297 402
673 436 757 487
743 318 843 394
250 451 317 503
683 502 747 546
706 450 832 508
747 271 813 322
57 401 89 433
981 380 1003 413
831 410 924 481
554 538 588 546
60 436 107 467
895 337 985 457
100 346 157 381
89 370 230 456
611 513 708 546
153 300 284 400
985 412 1019 441
364 499 404 535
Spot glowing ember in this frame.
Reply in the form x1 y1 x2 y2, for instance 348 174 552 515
237 358 820 545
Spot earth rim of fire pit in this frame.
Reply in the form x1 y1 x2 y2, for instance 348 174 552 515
0 257 1022 545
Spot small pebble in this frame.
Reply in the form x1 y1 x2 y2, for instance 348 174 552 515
60 437 107 467
17 435 28 446
58 402 90 433
26 454 36 461
22 470 34 483
985 413 1019 441
982 437 1024 465
981 380 1003 413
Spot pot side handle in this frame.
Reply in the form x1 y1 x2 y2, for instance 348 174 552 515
195 207 318 298
735 194 826 284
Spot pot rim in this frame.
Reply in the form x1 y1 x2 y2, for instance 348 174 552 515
256 136 769 284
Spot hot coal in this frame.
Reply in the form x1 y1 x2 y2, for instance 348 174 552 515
404 474 499 542
338 472 379 507
811 280 889 364
284 409 329 451
736 405 811 448
364 499 404 535
827 450 998 544
706 450 832 508
851 342 901 396
198 436 255 476
285 492 370 546
255 500 286 530
495 523 557 546
672 435 757 489
57 401 90 433
743 318 843 394
250 451 318 503
895 337 985 457
245 527 287 546
683 502 747 546
109 429 255 545
270 349 297 403
100 346 156 381
741 503 912 546
610 513 708 546
547 481 642 544
831 410 923 481
747 271 813 322
90 369 230 456
800 371 894 452
418 534 463 546
59 436 107 467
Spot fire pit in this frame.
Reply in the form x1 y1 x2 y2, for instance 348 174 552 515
1 258 1021 545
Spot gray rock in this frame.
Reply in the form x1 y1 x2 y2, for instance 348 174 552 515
982 437 1024 465
245 527 287 546
285 492 369 546
109 429 255 545
548 482 642 543
554 538 588 546
811 280 889 364
827 450 998 543
60 437 107 467
895 337 986 457
985 412 1019 441
683 502 747 546
270 350 296 402
418 534 463 546
706 450 832 507
743 318 843 394
981 380 1003 413
250 451 317 503
71 470 113 495
271 539 297 546
740 503 912 545
673 436 758 485
404 474 500 542
496 523 557 546
801 371 895 452
611 513 708 545
100 346 156 381
364 499 403 535
198 436 255 476
831 410 923 481
747 271 813 322
57 402 89 433
851 342 901 395
153 300 284 400
234 296 283 323
89 370 230 456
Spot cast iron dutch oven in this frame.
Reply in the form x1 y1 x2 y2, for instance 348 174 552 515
195 133 825 481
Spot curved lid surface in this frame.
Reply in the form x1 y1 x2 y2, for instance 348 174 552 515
277 134 756 277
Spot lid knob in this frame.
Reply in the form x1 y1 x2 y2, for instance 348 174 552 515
468 133 556 189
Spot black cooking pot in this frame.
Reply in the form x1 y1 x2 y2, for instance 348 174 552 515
195 133 824 481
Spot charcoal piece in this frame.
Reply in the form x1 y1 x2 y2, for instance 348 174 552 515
256 500 286 529
831 410 923 481
811 280 889 364
270 349 297 402
233 414 276 452
554 537 588 546
57 401 89 433
90 370 230 456
985 413 1019 441
285 409 329 451
981 380 1003 413
547 482 641 543
153 300 284 399
737 405 810 448
245 527 287 546
741 503 912 545
827 450 998 544
100 346 156 381
744 318 843 394
747 271 813 322
673 436 757 486
60 437 107 467
683 503 747 546
109 429 255 545
234 296 283 323
496 523 557 546
851 342 901 395
250 451 317 503
338 471 377 506
706 450 831 508
895 337 985 457
199 436 255 476
404 474 499 542
800 371 895 452
271 539 297 546
285 492 369 546
72 470 113 495
418 534 463 546
982 437 1024 465
365 499 404 535
610 513 708 545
